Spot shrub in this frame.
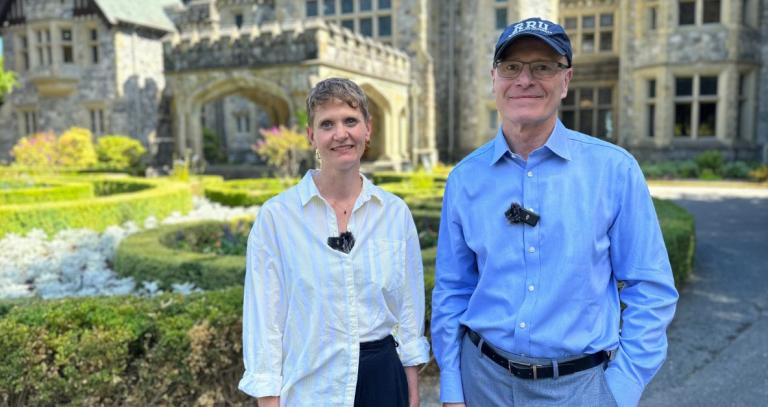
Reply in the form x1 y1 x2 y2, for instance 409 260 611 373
57 128 97 168
748 165 768 182
0 176 192 237
694 150 724 175
95 135 147 171
653 198 695 286
114 221 248 291
202 127 227 164
10 132 58 167
0 180 94 205
720 161 753 179
0 287 248 406
252 126 311 177
203 178 297 207
676 160 700 179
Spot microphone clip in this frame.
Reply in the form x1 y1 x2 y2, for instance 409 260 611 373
505 203 539 227
328 231 355 254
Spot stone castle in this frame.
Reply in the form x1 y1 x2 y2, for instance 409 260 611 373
1 0 766 168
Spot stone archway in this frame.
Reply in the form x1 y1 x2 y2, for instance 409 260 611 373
170 72 294 163
359 83 391 163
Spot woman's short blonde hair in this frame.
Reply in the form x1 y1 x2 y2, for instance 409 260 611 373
306 78 370 127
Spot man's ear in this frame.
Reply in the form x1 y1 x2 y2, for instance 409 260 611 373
561 68 573 99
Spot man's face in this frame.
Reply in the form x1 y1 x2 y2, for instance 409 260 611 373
491 37 573 128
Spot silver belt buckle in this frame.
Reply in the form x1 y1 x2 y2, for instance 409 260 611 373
508 360 540 380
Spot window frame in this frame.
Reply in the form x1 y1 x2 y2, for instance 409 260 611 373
306 0 395 42
560 10 615 55
673 74 720 139
559 85 615 140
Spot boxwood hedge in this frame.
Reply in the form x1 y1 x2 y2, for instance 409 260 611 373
114 220 249 291
204 178 298 207
0 180 94 205
0 176 192 237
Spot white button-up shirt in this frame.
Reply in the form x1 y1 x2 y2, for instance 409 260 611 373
239 170 430 406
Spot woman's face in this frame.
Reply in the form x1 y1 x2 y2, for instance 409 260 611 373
307 98 371 172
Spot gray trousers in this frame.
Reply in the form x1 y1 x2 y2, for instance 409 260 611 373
460 333 618 406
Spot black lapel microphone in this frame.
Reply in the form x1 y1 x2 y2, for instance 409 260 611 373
328 231 355 253
505 202 540 227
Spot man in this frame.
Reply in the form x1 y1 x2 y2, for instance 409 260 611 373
431 17 678 407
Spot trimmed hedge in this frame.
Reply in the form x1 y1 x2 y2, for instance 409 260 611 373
0 180 94 205
0 176 193 237
204 178 298 207
114 220 249 291
653 198 696 286
0 287 248 406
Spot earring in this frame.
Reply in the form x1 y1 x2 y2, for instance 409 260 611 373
315 149 322 166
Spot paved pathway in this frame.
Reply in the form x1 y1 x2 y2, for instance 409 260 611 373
419 185 768 406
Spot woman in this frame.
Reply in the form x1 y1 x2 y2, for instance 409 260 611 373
239 78 430 407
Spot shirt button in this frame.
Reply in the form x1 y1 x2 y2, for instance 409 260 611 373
519 322 527 329
528 246 536 253
528 285 535 292
527 171 534 177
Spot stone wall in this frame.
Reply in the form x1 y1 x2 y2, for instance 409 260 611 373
112 28 167 146
758 0 768 161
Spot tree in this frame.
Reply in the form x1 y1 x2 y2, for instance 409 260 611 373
0 57 17 104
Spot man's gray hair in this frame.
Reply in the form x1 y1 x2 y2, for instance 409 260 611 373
306 78 370 127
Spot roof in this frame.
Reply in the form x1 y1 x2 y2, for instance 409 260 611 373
94 0 181 33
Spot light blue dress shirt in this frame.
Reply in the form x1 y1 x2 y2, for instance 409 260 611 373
431 121 679 407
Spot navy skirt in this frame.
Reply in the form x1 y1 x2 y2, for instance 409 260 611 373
354 335 409 407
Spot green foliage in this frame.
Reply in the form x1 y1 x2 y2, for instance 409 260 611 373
202 127 227 164
0 176 192 237
720 161 753 179
164 219 250 256
0 56 16 103
114 221 249 291
95 135 147 171
10 132 58 167
694 150 724 174
203 178 298 207
748 165 768 182
10 128 98 169
0 181 94 205
0 287 248 406
57 128 97 168
252 125 311 177
653 198 696 287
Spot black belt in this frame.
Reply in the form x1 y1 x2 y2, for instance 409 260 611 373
467 329 607 380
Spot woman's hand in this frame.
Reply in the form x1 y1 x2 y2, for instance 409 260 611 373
257 396 279 407
405 366 420 407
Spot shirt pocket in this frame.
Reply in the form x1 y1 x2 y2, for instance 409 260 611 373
365 239 405 293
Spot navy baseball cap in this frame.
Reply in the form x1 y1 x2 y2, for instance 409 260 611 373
494 17 573 67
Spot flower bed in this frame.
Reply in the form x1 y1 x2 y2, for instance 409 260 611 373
114 220 251 291
0 175 193 238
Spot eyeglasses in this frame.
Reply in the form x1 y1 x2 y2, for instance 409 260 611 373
494 60 570 80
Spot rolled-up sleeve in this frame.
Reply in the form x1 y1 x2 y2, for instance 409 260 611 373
396 209 431 366
239 207 287 398
431 174 479 403
605 159 679 407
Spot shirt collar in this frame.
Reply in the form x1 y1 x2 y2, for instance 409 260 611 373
298 169 384 207
489 119 572 165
